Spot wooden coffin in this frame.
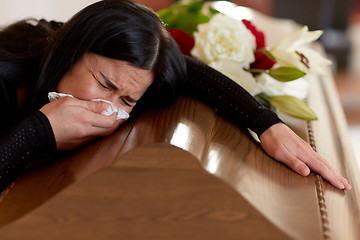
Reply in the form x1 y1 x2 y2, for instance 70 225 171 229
0 68 359 239
0 4 359 239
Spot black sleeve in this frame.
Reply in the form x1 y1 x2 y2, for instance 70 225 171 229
0 111 56 193
185 56 283 136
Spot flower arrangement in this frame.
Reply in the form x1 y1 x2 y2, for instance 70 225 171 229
158 0 332 120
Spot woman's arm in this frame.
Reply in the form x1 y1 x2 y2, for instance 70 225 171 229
185 56 282 136
0 95 124 193
0 111 56 193
0 76 57 193
185 56 351 191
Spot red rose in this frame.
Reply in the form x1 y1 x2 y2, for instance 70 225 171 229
242 19 265 49
251 51 276 71
168 29 195 56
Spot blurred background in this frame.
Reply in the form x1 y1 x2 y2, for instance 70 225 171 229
0 0 359 159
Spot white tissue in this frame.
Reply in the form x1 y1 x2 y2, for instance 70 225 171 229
48 92 130 120
91 98 130 119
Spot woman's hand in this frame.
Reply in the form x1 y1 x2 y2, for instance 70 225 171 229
40 97 122 150
260 123 352 191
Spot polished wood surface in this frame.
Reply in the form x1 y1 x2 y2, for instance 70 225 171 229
1 3 359 238
0 84 359 239
0 143 291 240
308 73 360 240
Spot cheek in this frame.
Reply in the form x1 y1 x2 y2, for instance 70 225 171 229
77 85 104 101
57 76 103 101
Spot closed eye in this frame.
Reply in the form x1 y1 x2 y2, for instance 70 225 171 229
89 69 137 108
97 79 109 89
121 96 138 108
90 71 109 90
121 98 132 107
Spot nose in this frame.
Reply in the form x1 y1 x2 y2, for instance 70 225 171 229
94 98 130 120
108 96 132 115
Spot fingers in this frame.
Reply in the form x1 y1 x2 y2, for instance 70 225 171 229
59 97 121 128
88 114 123 136
341 177 352 191
62 97 110 114
84 99 110 114
277 146 311 176
87 110 120 128
304 154 352 191
41 97 124 150
260 123 352 191
278 146 351 190
290 141 352 190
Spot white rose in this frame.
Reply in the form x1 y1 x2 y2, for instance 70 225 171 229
191 14 256 68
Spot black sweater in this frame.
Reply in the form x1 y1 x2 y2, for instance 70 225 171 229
0 57 281 193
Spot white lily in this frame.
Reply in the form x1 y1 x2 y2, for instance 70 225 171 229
256 73 310 100
209 60 263 96
270 26 332 75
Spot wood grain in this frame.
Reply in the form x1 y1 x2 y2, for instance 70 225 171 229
0 143 292 240
309 73 360 240
0 92 358 239
1 4 359 238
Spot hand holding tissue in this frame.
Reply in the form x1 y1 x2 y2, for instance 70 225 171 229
48 92 130 120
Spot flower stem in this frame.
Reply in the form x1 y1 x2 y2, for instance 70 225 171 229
248 68 267 74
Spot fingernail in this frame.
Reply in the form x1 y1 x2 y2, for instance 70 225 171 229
338 182 345 189
301 167 310 176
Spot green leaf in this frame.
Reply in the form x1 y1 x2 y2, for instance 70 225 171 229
157 0 212 36
268 66 306 82
157 8 173 24
186 1 204 12
209 7 220 15
255 92 272 109
170 13 210 35
269 95 318 120
257 49 276 61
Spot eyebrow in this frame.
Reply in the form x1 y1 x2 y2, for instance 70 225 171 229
100 71 138 103
100 72 118 90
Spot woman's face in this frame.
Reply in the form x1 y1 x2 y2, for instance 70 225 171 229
56 52 154 114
